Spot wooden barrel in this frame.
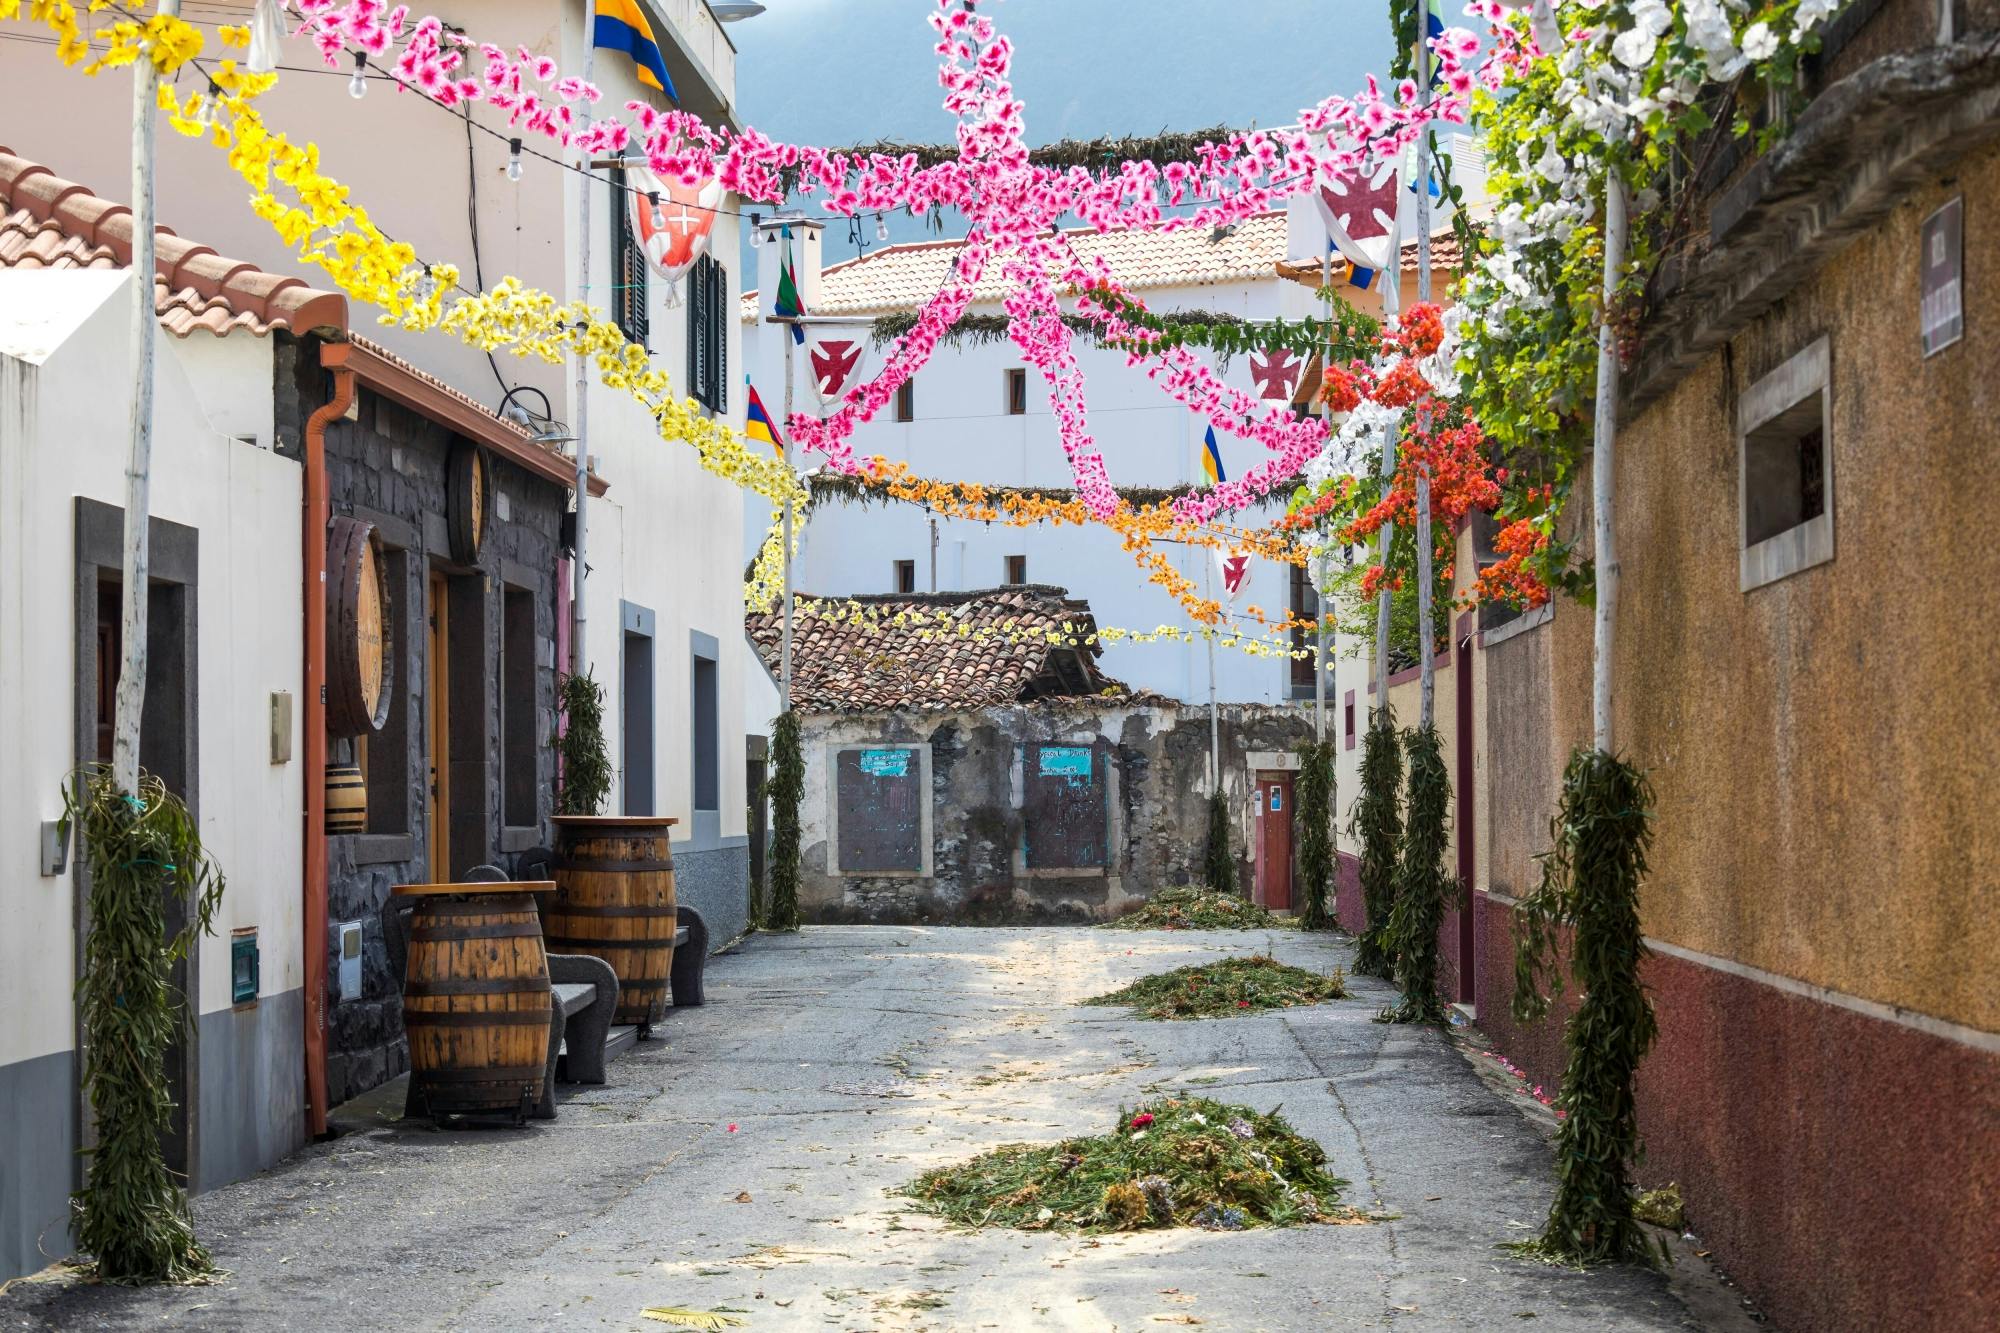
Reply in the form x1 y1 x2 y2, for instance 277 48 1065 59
544 816 678 1030
396 883 554 1119
325 764 367 834
325 516 392 737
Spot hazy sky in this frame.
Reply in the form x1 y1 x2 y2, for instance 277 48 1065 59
729 0 1397 254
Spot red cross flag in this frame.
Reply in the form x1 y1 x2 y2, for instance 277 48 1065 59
1249 346 1306 403
628 165 721 297
808 336 869 408
1216 549 1253 603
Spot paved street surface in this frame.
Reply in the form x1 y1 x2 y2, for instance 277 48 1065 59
1 927 1744 1331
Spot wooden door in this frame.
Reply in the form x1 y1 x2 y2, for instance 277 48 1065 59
1256 773 1294 910
426 571 450 880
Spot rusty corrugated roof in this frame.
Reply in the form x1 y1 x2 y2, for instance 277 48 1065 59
0 146 347 338
746 585 1131 713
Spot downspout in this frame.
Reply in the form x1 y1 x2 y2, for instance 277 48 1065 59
303 339 353 1137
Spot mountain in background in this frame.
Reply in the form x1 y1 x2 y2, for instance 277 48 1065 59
730 0 1396 266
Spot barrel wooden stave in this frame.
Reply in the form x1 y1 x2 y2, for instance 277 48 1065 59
544 822 677 1029
402 891 551 1116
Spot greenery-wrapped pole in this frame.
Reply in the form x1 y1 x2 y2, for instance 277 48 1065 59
1203 791 1235 895
1385 725 1453 1024
1294 740 1336 930
1350 710 1402 977
1511 750 1659 1266
555 670 613 816
64 766 224 1284
766 709 804 931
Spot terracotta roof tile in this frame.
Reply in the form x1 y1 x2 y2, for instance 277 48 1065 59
1273 228 1464 288
0 146 347 339
743 210 1291 320
746 585 1130 713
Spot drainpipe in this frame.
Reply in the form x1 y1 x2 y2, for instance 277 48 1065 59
302 340 353 1137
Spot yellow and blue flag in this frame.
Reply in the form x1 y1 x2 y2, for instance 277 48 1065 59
1201 425 1226 485
594 0 676 101
745 382 783 453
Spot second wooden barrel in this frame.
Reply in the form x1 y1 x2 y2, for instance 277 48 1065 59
398 885 553 1119
544 816 678 1030
325 764 367 834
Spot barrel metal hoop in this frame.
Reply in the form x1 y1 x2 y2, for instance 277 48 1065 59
404 977 552 997
403 1008 552 1026
616 979 670 993
546 904 677 919
415 898 540 917
410 1066 544 1084
545 937 676 951
410 922 546 942
554 858 676 873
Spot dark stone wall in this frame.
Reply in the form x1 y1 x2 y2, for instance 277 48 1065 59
278 341 568 1107
799 703 1313 925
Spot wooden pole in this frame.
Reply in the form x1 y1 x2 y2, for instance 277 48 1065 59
111 0 180 795
1592 177 1628 753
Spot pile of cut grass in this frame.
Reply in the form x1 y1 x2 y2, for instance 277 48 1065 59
1103 885 1283 930
1084 955 1346 1020
898 1096 1350 1233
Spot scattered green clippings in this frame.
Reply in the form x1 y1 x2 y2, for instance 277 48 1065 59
1083 956 1347 1020
1632 1184 1685 1231
1104 885 1287 931
897 1096 1355 1233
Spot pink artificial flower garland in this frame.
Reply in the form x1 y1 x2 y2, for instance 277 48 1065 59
288 0 1508 518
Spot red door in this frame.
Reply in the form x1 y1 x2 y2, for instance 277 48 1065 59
1256 773 1295 910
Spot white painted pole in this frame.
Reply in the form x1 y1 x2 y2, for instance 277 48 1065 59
111 0 180 795
1374 421 1395 718
1315 250 1331 744
1413 19 1437 732
1204 557 1219 792
571 44 596 676
1592 178 1628 754
780 284 795 712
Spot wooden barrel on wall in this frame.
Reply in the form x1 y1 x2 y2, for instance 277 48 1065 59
326 516 392 737
325 764 367 834
544 817 677 1031
396 884 554 1119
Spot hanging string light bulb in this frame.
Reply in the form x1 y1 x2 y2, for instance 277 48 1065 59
507 138 524 182
348 51 369 99
749 212 763 248
194 78 220 131
875 212 889 243
647 190 665 230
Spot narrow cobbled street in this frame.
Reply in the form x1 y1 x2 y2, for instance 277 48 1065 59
3 927 1744 1332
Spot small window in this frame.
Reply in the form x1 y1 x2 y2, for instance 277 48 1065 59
501 586 537 827
1739 336 1833 591
1005 555 1027 585
687 252 728 414
622 623 655 816
896 378 915 423
1343 693 1357 751
894 559 916 594
1289 561 1319 695
609 166 649 349
692 649 719 813
1005 368 1027 415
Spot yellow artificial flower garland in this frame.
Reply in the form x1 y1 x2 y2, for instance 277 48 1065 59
11 5 1328 656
